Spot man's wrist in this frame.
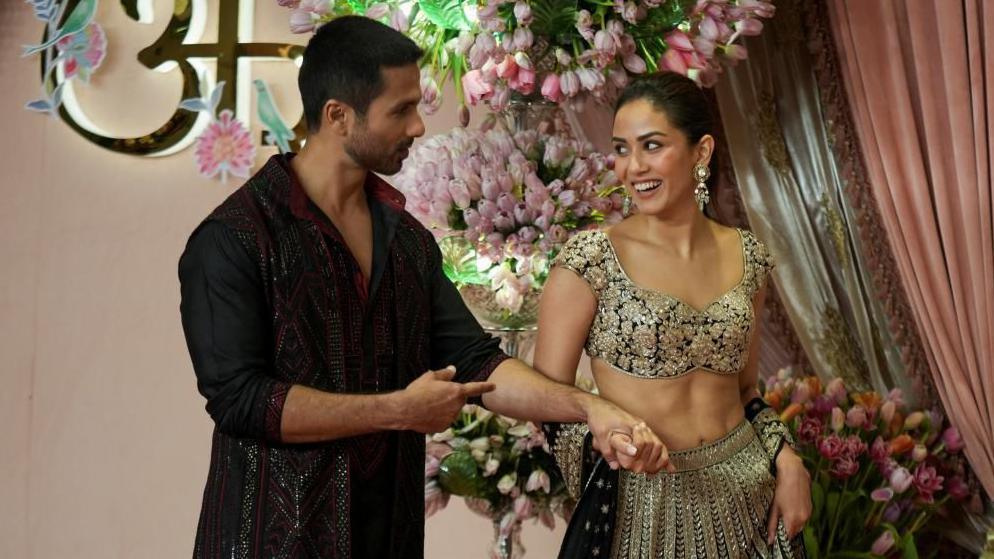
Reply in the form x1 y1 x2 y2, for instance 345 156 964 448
378 391 408 431
571 390 598 423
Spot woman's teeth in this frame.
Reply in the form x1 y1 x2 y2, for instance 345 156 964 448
634 180 661 193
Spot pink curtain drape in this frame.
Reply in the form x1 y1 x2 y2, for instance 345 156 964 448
828 0 994 498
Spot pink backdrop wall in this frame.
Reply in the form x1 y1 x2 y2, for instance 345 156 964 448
0 2 565 557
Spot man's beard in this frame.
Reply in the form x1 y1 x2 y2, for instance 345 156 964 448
345 121 412 175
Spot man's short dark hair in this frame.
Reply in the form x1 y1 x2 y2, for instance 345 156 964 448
298 16 424 131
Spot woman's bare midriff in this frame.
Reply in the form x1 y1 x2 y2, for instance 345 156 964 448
591 358 745 451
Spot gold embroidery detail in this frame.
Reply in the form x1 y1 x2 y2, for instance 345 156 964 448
551 422 590 501
754 91 792 176
611 421 805 558
815 305 871 391
820 192 849 267
552 230 774 379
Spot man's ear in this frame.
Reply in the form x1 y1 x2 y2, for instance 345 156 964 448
322 99 352 136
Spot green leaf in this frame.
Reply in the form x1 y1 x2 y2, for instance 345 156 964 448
803 525 820 559
900 533 919 559
438 450 493 498
530 0 580 41
811 481 826 523
417 0 471 31
826 491 840 523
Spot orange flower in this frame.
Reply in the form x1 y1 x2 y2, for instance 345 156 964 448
852 391 883 412
888 434 915 455
806 376 823 397
764 390 783 411
780 403 803 423
887 412 905 438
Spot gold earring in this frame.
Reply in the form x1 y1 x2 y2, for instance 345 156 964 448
693 163 710 211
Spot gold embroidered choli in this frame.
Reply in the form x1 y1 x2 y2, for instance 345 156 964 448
553 228 774 379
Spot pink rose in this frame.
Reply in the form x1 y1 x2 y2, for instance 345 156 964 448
797 417 823 444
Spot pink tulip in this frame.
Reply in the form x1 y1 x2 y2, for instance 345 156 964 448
559 70 580 97
947 476 970 500
846 406 867 429
911 444 928 462
512 66 536 94
912 463 944 503
390 8 409 32
880 401 896 425
526 469 551 493
825 377 847 404
871 531 895 555
540 73 564 102
818 434 845 460
830 456 859 479
576 67 605 91
889 466 913 494
462 70 493 105
497 54 519 80
659 47 689 75
942 426 964 452
623 53 647 73
513 494 533 518
513 27 534 51
538 507 556 529
844 435 867 458
575 10 594 41
425 480 450 517
513 1 532 25
797 417 823 444
871 487 894 502
830 407 845 432
289 0 328 33
870 436 889 463
364 2 390 19
735 18 764 36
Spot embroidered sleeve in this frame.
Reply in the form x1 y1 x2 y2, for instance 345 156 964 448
744 232 776 292
552 231 609 295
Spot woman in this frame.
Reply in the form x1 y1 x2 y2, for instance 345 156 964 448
536 72 811 558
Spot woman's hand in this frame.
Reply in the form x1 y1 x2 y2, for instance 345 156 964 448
767 446 812 544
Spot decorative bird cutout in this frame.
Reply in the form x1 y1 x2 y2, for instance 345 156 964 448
22 0 98 57
253 79 295 154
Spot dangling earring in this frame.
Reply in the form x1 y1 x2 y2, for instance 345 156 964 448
622 191 632 215
693 163 710 211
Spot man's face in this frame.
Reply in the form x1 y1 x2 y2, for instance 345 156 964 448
344 64 425 175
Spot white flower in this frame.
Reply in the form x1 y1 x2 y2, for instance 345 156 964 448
497 473 518 494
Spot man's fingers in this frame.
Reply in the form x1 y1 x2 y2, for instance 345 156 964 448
767 506 780 545
431 366 457 381
461 381 496 397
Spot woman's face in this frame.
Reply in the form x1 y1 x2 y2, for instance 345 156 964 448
611 98 712 217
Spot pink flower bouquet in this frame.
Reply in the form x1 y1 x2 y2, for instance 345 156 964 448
763 369 971 557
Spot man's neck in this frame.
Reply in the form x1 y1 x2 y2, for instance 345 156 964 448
291 140 368 217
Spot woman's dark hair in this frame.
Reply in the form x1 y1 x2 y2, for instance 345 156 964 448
615 72 721 214
615 72 715 145
298 16 423 131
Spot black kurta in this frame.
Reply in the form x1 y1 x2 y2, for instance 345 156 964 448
179 154 508 558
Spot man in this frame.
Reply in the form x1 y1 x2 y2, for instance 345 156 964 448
179 16 666 559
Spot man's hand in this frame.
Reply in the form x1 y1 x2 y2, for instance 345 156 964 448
583 396 674 474
395 366 496 434
767 447 812 543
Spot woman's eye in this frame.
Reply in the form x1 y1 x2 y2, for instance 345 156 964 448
613 145 628 155
644 141 662 150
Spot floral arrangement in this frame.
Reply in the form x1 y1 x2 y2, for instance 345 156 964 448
425 404 572 547
763 369 970 557
393 114 624 316
279 0 775 115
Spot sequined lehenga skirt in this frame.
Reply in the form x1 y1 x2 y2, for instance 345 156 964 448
557 420 805 559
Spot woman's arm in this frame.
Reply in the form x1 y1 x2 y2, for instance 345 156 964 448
738 284 811 543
